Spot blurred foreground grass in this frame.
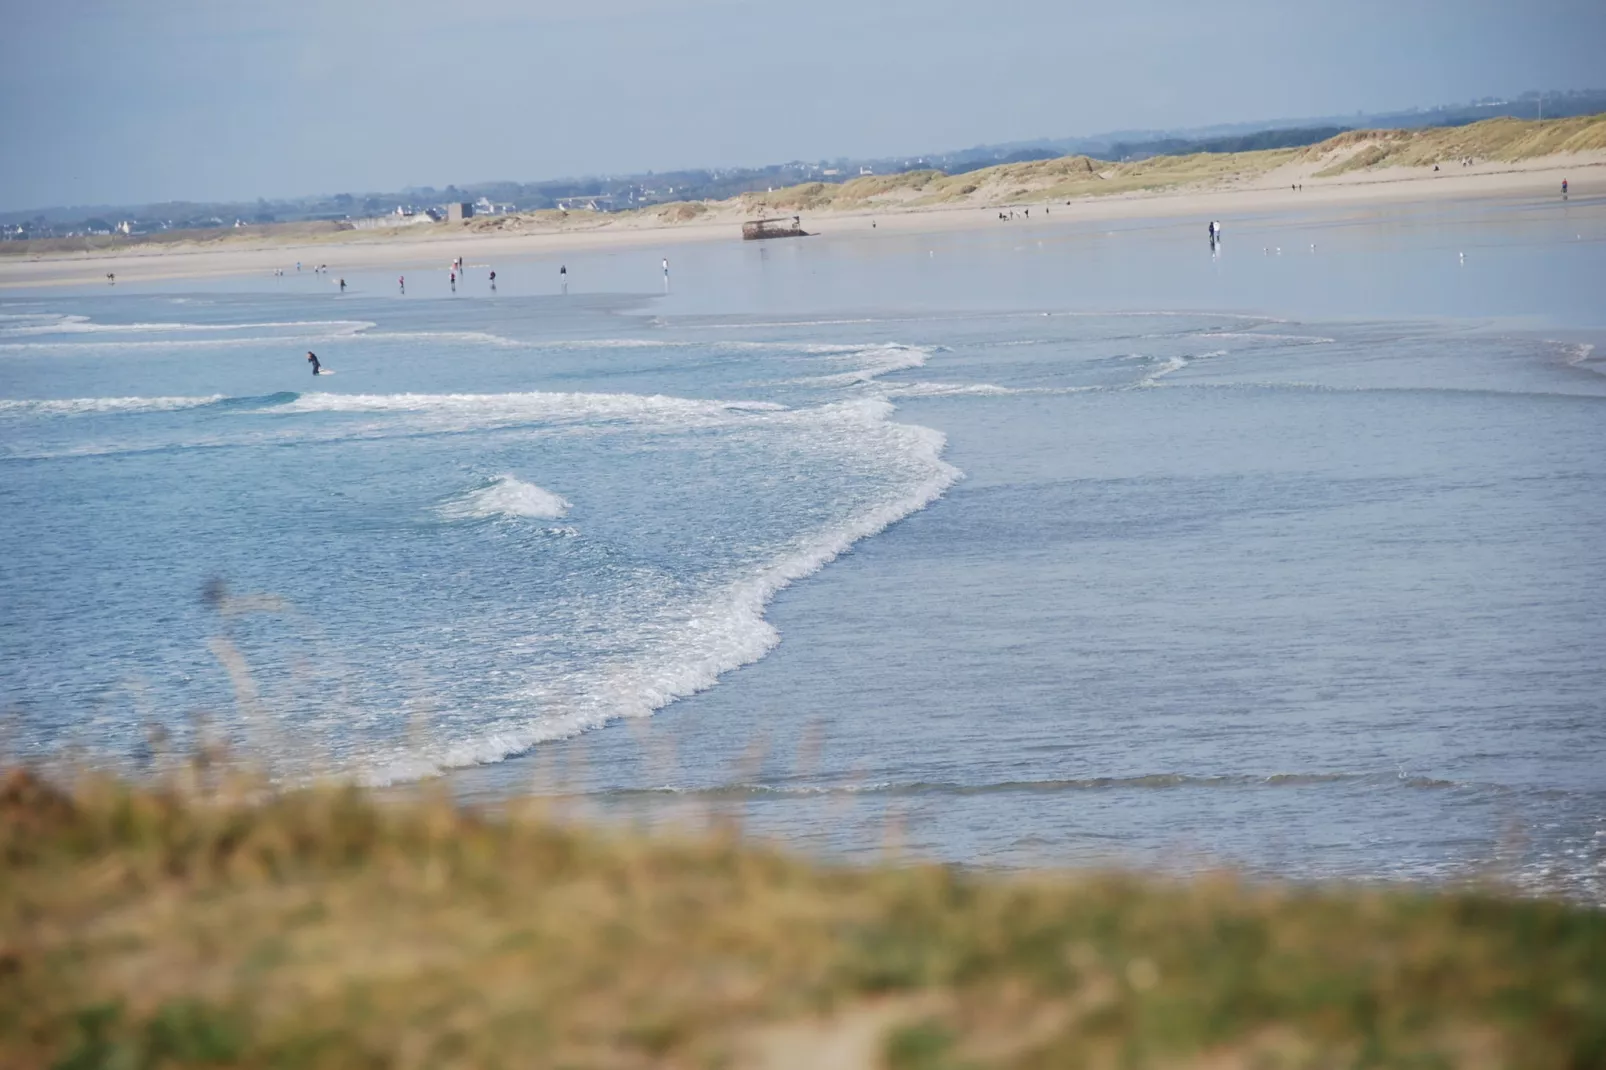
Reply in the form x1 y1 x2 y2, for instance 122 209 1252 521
4 766 1603 1069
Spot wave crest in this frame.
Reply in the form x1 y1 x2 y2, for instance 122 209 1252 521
439 475 572 521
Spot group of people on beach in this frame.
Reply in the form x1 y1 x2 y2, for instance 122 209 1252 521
393 259 503 295
274 266 345 291
1207 220 1224 247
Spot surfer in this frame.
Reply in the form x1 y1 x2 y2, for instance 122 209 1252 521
306 351 322 376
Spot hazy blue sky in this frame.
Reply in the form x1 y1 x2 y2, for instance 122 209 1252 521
2 0 1602 210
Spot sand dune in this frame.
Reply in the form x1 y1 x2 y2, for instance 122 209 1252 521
2 114 1601 289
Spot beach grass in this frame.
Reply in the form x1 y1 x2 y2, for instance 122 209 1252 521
5 765 1603 1069
1307 115 1606 177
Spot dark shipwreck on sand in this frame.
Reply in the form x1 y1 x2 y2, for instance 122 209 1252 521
742 216 810 240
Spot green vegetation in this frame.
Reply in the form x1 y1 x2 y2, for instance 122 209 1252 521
656 201 711 223
1307 114 1606 177
736 113 1605 215
4 766 1603 1069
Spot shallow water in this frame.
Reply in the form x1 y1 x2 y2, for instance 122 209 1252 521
3 194 1604 897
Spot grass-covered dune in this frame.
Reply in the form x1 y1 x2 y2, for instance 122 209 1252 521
1304 114 1606 177
735 113 1606 215
4 768 1603 1069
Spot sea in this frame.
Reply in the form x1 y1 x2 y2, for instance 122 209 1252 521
3 193 1604 899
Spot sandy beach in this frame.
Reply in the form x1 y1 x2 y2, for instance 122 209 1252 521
1 150 1599 291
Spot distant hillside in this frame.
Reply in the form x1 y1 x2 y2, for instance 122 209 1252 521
1297 114 1606 176
732 113 1606 215
1106 126 1351 162
8 114 1600 258
949 88 1606 168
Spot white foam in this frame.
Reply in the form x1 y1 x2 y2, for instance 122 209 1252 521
362 398 962 785
3 389 794 461
0 317 374 338
440 475 571 521
1137 349 1227 387
1182 331 1336 345
885 381 1019 398
799 343 934 386
278 389 779 430
0 394 225 416
0 319 378 354
361 330 527 348
1556 341 1597 369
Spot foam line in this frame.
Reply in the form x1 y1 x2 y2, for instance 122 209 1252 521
0 394 227 416
364 402 961 784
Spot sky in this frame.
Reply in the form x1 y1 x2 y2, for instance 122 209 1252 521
2 0 1603 211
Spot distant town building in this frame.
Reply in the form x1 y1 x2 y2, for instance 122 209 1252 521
447 202 474 222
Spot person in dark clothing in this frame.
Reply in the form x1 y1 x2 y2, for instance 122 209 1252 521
307 351 322 375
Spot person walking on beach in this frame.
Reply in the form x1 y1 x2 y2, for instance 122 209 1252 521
306 351 322 376
339 278 346 293
489 270 496 289
1562 179 1569 197
399 275 405 294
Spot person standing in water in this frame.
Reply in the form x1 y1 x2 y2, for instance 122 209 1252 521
306 351 322 376
339 278 346 293
399 275 405 293
489 270 496 289
560 264 567 293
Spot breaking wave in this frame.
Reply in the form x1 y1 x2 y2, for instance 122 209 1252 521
439 475 572 521
365 398 960 784
0 394 226 417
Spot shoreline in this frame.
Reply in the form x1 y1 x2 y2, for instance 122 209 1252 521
0 153 1597 291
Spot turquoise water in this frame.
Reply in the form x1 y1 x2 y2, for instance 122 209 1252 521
3 194 1604 897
